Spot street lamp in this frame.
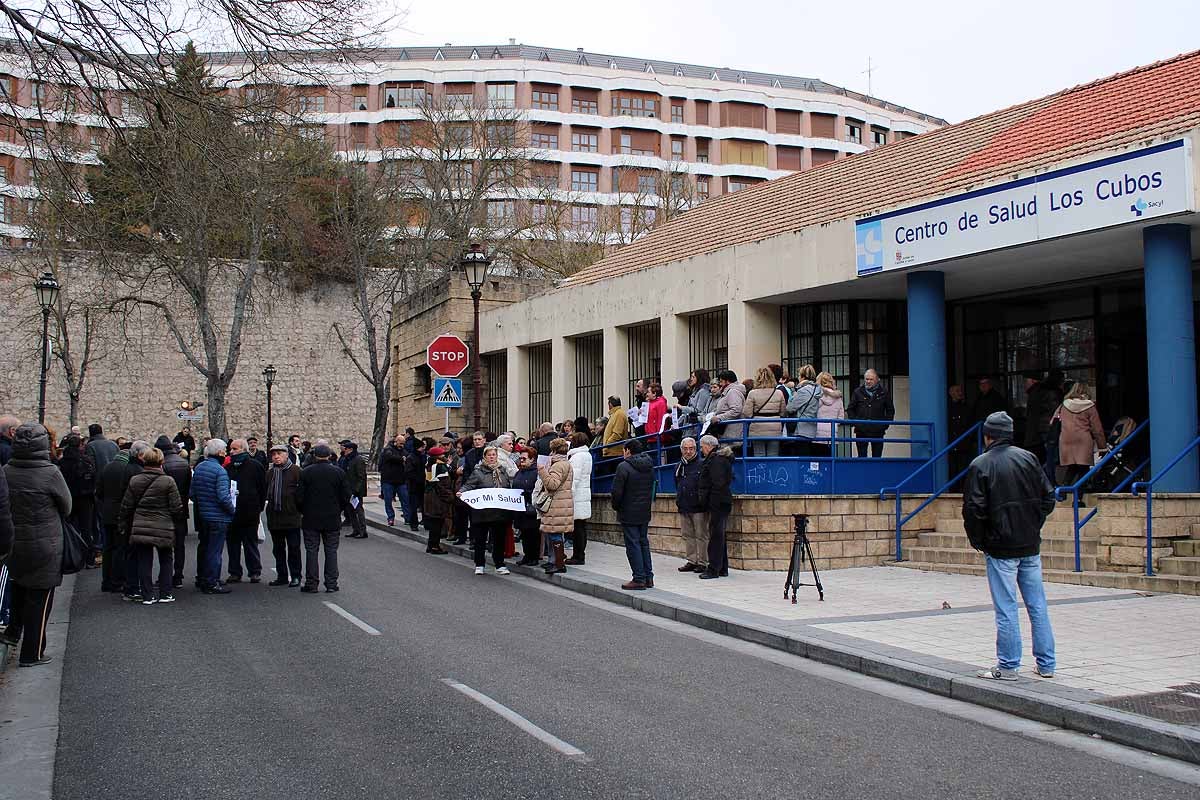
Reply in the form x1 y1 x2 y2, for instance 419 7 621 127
262 363 277 448
460 244 492 432
34 272 60 425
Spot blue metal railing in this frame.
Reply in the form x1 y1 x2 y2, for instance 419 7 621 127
1054 419 1150 572
587 417 937 496
880 422 983 562
1132 434 1200 576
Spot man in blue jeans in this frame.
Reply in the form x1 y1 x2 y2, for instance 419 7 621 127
963 411 1057 680
377 434 409 527
611 439 655 590
190 438 235 595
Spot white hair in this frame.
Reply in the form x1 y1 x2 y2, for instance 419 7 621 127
230 438 247 451
681 437 697 446
496 433 513 446
130 440 152 458
204 438 228 457
699 434 719 448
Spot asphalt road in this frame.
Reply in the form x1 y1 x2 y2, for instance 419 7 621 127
53 529 1198 799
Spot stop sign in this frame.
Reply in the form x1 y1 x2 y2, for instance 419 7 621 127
426 334 470 378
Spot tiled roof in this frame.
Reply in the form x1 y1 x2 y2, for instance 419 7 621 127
562 49 1200 288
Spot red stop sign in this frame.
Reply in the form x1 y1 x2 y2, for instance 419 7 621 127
426 334 470 377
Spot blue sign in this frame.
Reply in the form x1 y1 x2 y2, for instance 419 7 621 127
433 377 463 408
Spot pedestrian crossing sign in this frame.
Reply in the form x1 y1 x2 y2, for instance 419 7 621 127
433 377 463 408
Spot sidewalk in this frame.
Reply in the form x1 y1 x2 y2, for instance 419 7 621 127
361 500 1200 764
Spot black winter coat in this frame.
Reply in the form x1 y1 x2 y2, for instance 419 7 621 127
162 451 192 510
962 440 1056 559
674 456 703 514
340 451 368 497
95 455 142 526
57 447 96 503
226 456 267 526
378 444 407 484
296 462 350 531
610 453 655 525
847 384 896 437
265 463 302 530
3 424 71 589
0 467 13 563
509 465 539 530
423 462 454 521
405 451 427 491
698 447 734 512
0 434 12 467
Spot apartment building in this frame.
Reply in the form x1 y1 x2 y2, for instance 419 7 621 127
0 42 943 244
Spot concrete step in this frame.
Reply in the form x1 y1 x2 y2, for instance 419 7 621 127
904 546 1098 573
1174 539 1200 557
1158 556 1200 577
934 518 1081 537
917 532 1099 555
889 560 1200 595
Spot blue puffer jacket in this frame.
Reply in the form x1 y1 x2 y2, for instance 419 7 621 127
190 456 234 525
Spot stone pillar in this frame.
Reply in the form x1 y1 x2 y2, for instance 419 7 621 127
907 271 947 483
550 335 574 423
506 345 528 436
1144 224 1198 492
603 326 629 407
727 300 781 380
659 314 689 389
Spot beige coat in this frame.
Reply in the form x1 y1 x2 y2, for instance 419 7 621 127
744 386 787 441
538 455 575 534
1056 398 1106 467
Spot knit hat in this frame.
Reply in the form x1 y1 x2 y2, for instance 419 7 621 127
983 411 1014 440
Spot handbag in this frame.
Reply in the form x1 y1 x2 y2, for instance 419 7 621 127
61 517 88 575
531 477 553 514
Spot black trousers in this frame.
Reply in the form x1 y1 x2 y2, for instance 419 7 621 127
344 500 366 537
227 520 262 578
471 519 507 568
172 519 188 580
136 544 173 598
194 518 208 586
303 528 339 589
6 584 54 664
452 504 469 542
571 519 588 561
101 522 126 591
425 518 444 551
706 506 730 577
271 528 303 582
517 522 540 563
855 439 885 458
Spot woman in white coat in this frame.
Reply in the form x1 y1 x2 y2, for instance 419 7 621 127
565 431 593 565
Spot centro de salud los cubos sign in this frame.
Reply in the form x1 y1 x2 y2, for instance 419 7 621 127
855 139 1195 276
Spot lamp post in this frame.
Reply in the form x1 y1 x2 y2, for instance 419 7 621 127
262 363 277 448
34 272 60 425
460 244 492 432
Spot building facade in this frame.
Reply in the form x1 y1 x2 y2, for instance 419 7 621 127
0 42 943 244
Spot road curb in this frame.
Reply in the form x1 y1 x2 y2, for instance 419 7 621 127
364 515 1200 765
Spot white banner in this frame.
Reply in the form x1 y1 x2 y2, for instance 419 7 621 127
856 139 1194 276
459 487 526 511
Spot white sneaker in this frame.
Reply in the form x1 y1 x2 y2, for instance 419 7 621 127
496 567 511 575
474 566 485 575
976 666 1019 681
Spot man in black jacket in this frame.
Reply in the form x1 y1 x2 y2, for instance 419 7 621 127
962 411 1057 682
673 437 707 573
846 369 895 458
610 439 655 590
296 444 349 592
225 439 267 582
156 436 192 588
377 434 408 527
338 439 368 539
697 435 734 579
403 439 427 532
94 442 143 593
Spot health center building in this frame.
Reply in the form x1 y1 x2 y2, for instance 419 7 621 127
478 49 1200 494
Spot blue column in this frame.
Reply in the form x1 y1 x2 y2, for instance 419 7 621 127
1144 224 1198 492
907 271 947 485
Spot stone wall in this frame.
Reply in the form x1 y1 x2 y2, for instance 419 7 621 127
588 494 930 571
389 271 544 442
0 251 379 449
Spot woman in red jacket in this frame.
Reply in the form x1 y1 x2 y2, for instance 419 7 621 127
643 383 669 449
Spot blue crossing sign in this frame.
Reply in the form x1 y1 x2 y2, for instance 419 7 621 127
433 377 463 408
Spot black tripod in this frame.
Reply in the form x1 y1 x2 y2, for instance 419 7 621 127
783 514 824 603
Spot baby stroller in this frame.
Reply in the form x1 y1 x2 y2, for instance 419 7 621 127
1092 416 1148 492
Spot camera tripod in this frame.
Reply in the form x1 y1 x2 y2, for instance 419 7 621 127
783 514 824 604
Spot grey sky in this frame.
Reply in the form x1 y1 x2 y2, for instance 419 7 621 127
391 0 1200 122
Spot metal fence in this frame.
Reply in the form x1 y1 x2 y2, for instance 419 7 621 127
483 351 507 435
626 320 660 405
527 343 552 433
574 332 604 423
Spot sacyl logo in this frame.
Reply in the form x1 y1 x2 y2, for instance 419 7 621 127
1130 198 1148 217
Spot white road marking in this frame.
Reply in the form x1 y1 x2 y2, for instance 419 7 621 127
323 602 381 636
440 679 591 763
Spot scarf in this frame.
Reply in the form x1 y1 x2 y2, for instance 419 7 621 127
270 464 289 511
231 452 249 466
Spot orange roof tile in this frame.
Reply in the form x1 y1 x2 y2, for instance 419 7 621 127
562 49 1200 288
